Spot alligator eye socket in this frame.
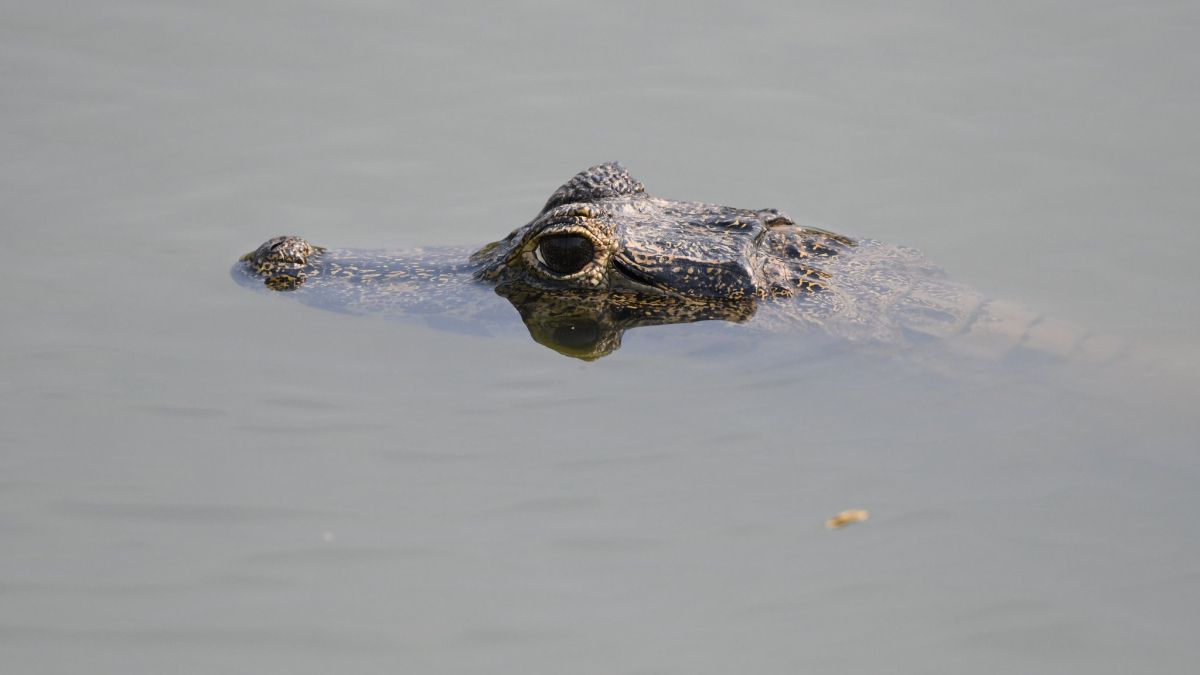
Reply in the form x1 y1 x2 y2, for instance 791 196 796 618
534 234 595 275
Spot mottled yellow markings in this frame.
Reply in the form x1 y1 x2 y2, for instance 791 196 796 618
825 509 869 529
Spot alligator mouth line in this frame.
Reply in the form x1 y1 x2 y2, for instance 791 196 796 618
611 256 675 296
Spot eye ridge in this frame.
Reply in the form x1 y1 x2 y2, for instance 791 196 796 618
534 233 596 276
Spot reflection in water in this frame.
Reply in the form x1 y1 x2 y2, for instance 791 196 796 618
232 254 758 361
495 283 756 360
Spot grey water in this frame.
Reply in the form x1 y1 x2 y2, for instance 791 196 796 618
2 2 1199 673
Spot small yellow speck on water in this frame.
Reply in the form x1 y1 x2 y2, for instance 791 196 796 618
825 509 869 530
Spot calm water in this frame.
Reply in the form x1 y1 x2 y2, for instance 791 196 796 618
3 2 1199 673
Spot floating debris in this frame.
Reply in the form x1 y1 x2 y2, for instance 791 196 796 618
825 509 870 529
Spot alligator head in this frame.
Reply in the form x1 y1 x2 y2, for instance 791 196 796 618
470 162 852 302
237 163 856 360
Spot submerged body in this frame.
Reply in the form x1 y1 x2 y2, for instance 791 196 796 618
237 163 1120 361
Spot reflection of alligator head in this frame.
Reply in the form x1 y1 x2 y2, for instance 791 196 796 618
237 163 1121 363
495 282 756 360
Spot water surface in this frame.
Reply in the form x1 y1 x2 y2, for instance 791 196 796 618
2 2 1198 673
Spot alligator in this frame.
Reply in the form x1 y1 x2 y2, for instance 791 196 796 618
235 162 1123 362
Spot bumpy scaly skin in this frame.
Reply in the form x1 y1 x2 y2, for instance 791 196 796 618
470 168 852 300
237 163 1122 362
240 236 326 291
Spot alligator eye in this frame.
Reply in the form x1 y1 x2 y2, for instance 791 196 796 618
534 234 595 275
